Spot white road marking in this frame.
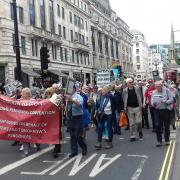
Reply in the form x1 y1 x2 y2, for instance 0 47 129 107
69 154 97 176
50 153 97 175
119 138 125 140
89 154 121 177
127 155 148 159
0 146 54 175
65 137 70 139
131 158 147 180
21 155 69 175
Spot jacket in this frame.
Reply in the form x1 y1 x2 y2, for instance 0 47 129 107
122 86 143 111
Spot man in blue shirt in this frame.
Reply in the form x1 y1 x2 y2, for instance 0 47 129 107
68 84 87 158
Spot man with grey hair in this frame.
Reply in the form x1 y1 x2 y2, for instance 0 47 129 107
151 80 174 147
122 78 143 141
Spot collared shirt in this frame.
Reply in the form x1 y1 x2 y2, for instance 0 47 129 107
72 92 83 116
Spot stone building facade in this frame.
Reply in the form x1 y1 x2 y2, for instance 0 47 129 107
0 0 133 87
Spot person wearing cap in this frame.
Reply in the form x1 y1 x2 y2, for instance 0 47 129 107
151 81 174 147
68 84 87 158
144 79 156 132
122 78 143 141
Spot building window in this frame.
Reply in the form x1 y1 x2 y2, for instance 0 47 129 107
80 53 83 64
72 50 75 63
19 7 24 24
81 2 83 9
98 32 102 53
52 45 57 60
75 32 78 41
49 0 55 33
29 0 35 26
62 7 65 19
137 65 140 70
91 28 95 52
74 15 77 26
136 43 139 47
65 48 67 62
31 39 38 56
136 56 140 63
63 26 66 39
60 47 63 61
82 35 85 45
57 4 60 17
70 30 73 41
105 35 108 55
58 24 61 36
111 39 114 57
77 0 79 7
87 54 90 65
10 3 14 20
78 33 81 43
81 18 84 29
85 21 88 31
40 0 46 29
69 11 72 23
21 36 26 55
136 49 139 54
76 52 79 64
84 4 87 12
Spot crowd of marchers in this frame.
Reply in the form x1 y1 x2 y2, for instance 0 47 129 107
0 78 179 158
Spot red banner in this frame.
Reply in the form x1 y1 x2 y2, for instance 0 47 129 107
0 95 60 144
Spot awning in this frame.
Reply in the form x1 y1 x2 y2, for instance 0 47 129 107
21 67 41 77
48 69 69 77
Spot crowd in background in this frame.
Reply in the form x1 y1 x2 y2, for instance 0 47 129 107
0 77 180 158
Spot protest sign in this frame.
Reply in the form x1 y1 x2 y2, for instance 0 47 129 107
4 80 22 97
97 70 110 87
0 95 60 144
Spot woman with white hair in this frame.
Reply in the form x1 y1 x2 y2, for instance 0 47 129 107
95 85 116 149
20 88 32 157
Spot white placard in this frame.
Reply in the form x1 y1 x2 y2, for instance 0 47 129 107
97 70 110 88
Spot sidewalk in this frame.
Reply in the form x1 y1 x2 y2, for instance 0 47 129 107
171 123 180 180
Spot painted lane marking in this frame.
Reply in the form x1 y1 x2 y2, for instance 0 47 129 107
127 155 148 159
158 141 172 180
0 146 54 175
131 158 147 180
50 153 98 175
21 155 69 175
69 154 97 176
119 138 125 140
89 154 121 177
165 141 176 180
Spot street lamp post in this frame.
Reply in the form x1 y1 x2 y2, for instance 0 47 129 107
152 53 159 70
12 0 21 82
80 67 84 84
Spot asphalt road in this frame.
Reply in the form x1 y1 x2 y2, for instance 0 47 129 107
0 124 178 180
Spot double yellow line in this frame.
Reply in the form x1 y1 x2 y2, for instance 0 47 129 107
159 140 176 180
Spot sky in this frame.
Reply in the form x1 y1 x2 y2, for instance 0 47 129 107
110 0 180 45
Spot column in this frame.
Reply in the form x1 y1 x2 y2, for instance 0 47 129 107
113 39 116 59
108 37 112 58
45 0 50 31
34 0 40 28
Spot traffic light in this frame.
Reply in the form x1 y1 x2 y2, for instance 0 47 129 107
40 47 50 70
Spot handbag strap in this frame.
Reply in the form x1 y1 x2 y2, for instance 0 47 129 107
101 97 109 112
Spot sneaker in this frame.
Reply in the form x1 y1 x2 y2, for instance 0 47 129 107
105 142 113 149
139 132 143 140
95 143 102 150
130 137 136 142
19 145 24 151
156 142 162 147
82 148 87 156
69 153 78 158
165 141 170 146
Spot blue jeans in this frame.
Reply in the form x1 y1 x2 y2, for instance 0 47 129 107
98 114 113 142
